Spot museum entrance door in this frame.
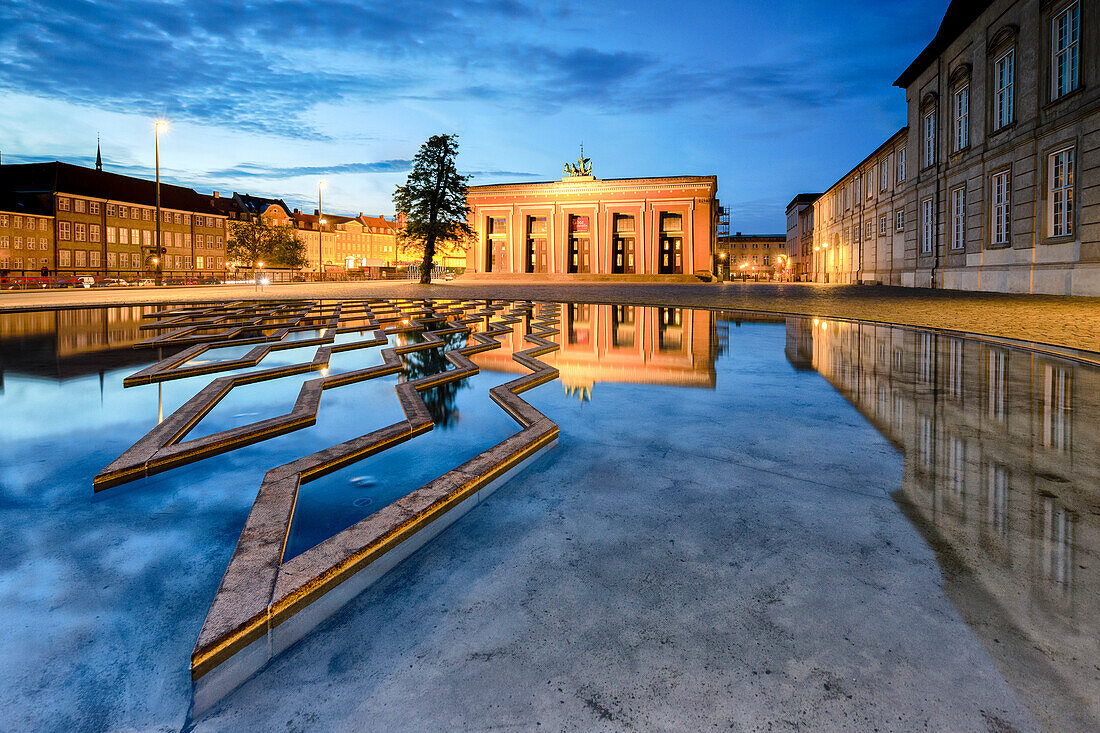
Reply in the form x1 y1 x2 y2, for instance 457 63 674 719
659 236 682 274
612 237 635 274
569 237 590 273
526 238 547 273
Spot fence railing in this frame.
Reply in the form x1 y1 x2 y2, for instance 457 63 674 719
0 268 435 290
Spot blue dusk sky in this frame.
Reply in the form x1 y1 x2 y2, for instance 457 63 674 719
0 0 945 232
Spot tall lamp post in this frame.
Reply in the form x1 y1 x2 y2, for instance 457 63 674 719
317 179 327 280
154 120 167 286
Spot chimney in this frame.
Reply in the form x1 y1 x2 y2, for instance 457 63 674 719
213 191 219 198
736 231 742 236
293 208 300 214
380 214 386 220
314 208 319 216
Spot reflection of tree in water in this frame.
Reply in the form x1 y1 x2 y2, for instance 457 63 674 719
401 328 469 428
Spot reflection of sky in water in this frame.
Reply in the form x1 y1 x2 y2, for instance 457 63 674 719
284 369 520 560
0 309 1097 730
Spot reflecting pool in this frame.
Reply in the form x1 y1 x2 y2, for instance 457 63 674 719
0 300 1096 731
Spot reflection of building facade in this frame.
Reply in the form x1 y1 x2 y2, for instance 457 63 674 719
0 306 157 381
471 305 716 398
465 172 719 279
788 0 1099 295
787 316 1099 727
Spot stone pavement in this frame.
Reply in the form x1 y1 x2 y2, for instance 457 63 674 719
1 280 1097 352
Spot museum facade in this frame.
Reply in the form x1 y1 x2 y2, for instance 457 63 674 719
464 161 719 279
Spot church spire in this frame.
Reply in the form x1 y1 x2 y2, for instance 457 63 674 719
95 136 102 171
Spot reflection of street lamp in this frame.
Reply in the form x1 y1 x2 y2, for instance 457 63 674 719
317 180 328 278
154 120 168 286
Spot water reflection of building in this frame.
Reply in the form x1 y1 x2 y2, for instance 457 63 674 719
0 306 155 382
786 317 1100 729
471 305 717 399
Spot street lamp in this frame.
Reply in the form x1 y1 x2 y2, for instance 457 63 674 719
154 120 168 286
317 179 328 279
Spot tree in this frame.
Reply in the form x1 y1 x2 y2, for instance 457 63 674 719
393 134 473 284
226 215 308 270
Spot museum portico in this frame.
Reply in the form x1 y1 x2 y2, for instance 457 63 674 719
465 159 719 279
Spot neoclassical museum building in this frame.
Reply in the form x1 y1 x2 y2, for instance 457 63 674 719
464 154 719 279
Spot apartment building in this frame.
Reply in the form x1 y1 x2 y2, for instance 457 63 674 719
0 162 227 277
0 193 53 274
718 233 788 279
789 0 1098 295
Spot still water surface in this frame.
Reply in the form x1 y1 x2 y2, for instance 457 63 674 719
0 301 1096 731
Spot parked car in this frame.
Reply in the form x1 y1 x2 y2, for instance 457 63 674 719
137 278 156 287
443 272 455 281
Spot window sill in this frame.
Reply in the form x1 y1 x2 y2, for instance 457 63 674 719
1043 85 1084 112
1042 234 1075 246
986 243 1012 250
988 121 1017 139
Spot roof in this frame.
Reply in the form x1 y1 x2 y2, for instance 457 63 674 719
894 0 994 88
357 214 396 229
235 192 291 216
0 191 52 217
468 174 718 192
720 234 785 241
785 193 822 212
0 162 221 214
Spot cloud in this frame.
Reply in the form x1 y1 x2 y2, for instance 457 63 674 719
204 160 413 178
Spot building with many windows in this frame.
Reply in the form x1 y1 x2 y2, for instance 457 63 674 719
717 233 788 280
464 163 719 279
0 162 227 278
0 193 54 275
788 0 1097 295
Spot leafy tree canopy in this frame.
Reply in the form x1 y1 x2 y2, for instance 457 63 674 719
393 134 473 284
227 215 308 270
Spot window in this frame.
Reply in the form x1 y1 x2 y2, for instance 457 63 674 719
196 255 204 269
866 222 874 240
13 237 21 249
38 218 47 231
763 255 770 266
107 252 117 268
89 201 100 215
896 210 905 231
107 227 116 244
0 235 6 247
107 204 117 216
119 252 129 268
953 86 969 150
994 50 1014 129
74 198 85 213
130 207 139 219
74 223 86 241
58 249 71 267
923 108 936 167
174 232 183 247
174 213 182 224
951 186 965 250
0 215 6 227
90 250 100 267
90 224 100 242
57 197 70 211
143 208 151 221
879 215 888 235
897 148 906 182
991 169 1011 246
13 257 22 270
1049 148 1075 238
119 228 129 245
216 236 223 247
921 198 935 254
880 158 889 191
184 214 191 225
58 221 71 240
118 206 127 220
1053 4 1080 99
13 216 22 229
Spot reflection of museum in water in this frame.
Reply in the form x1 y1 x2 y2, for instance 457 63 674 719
786 317 1099 725
471 305 717 400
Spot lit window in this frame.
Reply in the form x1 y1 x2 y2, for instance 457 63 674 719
74 199 85 213
57 197 70 211
58 221 71 240
994 49 1015 129
89 201 100 215
991 169 1011 246
953 85 969 150
75 223 86 241
59 249 72 267
1052 4 1080 99
1049 148 1075 238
